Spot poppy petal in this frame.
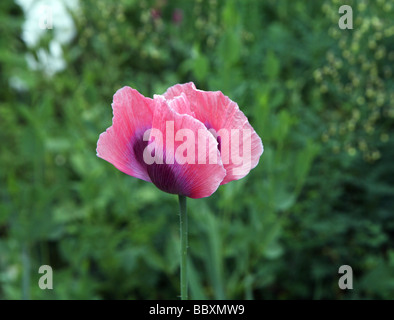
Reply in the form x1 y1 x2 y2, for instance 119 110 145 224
154 92 194 117
143 95 226 198
96 86 155 182
163 83 263 184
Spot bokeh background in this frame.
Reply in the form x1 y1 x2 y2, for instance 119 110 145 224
1 0 393 299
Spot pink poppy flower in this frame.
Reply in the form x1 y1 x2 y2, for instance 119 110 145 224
96 82 263 199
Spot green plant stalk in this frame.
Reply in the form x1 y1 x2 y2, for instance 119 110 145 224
178 195 188 300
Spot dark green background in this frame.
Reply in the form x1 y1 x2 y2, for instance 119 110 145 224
1 0 393 299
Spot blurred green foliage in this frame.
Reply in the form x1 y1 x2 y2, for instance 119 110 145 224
0 0 393 299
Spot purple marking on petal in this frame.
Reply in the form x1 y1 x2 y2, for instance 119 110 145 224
147 161 181 195
132 133 189 196
204 122 221 153
216 136 222 153
132 134 150 169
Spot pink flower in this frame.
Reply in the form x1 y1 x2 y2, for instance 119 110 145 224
97 82 263 199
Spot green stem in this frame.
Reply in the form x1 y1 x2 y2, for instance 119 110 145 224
178 195 188 300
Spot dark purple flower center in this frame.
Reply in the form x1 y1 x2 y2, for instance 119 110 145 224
204 122 221 153
132 133 188 195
